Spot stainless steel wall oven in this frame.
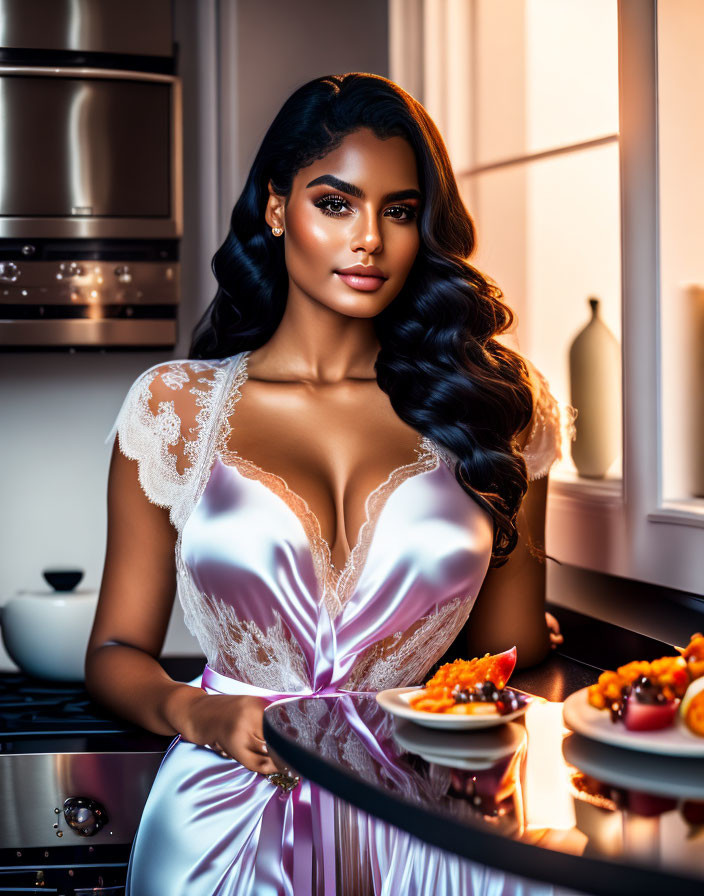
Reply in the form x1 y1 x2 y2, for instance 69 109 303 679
0 0 182 349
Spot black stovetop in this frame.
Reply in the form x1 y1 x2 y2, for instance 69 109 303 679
0 656 205 747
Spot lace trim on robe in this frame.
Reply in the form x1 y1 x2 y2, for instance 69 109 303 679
177 555 311 692
107 358 232 533
333 435 440 619
521 358 577 481
213 350 442 622
420 359 578 481
342 592 474 691
174 542 476 696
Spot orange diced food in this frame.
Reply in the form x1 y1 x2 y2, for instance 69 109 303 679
408 647 517 714
682 633 704 681
684 691 704 737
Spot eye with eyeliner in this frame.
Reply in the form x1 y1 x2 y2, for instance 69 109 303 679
313 193 417 221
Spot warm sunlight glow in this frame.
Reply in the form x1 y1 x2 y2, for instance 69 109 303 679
524 700 576 830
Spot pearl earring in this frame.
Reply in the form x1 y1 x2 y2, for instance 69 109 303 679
272 226 283 236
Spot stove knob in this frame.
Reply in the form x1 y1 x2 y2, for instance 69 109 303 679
63 796 108 837
114 264 132 283
0 262 20 282
56 262 84 279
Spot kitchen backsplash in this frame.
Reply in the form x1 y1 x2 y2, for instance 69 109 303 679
0 350 203 671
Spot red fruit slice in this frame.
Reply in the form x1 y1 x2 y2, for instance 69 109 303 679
441 646 517 690
623 698 678 731
409 647 518 712
481 646 518 689
445 646 516 689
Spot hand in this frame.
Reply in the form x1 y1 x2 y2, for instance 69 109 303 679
545 611 564 649
175 691 279 775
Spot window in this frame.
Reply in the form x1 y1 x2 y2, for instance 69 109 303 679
656 0 704 520
390 0 704 594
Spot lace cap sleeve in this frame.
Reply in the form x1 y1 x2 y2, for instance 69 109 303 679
521 358 577 481
105 359 227 526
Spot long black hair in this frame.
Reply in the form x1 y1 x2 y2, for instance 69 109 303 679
189 73 534 565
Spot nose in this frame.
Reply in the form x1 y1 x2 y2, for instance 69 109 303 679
350 206 382 255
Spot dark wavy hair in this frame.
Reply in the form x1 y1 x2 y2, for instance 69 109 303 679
189 72 534 565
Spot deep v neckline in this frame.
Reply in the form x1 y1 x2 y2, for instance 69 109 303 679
214 350 442 617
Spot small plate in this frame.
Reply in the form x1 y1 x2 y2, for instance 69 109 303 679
562 686 704 757
376 686 531 730
393 718 526 769
563 733 704 800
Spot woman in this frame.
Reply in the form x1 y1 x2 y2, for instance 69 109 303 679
87 72 567 895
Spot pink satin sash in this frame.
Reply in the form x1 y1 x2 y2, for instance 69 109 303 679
200 663 374 896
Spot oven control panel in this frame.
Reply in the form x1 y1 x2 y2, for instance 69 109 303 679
0 238 180 349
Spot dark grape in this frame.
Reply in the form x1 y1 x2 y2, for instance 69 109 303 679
451 681 529 714
480 681 500 702
630 676 669 705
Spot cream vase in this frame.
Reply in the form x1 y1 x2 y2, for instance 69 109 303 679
569 297 620 479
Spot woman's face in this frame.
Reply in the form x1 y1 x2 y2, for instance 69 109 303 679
266 127 422 318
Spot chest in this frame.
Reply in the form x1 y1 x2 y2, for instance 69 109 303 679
183 449 494 628
217 375 425 569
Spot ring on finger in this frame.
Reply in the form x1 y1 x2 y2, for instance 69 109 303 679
266 770 300 792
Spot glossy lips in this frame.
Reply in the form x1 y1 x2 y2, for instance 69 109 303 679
335 263 387 292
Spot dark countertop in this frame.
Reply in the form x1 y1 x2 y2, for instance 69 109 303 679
263 608 704 896
0 656 205 753
4 608 701 893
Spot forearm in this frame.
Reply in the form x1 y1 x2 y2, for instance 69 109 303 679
84 643 204 738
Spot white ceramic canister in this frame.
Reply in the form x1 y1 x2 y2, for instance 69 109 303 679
1 581 98 681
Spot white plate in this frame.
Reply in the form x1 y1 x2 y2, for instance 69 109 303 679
563 733 704 799
562 686 704 757
376 686 531 730
393 718 526 769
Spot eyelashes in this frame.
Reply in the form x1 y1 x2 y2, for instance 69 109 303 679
314 194 349 217
313 193 417 222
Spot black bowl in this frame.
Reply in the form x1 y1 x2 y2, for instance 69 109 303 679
42 569 84 592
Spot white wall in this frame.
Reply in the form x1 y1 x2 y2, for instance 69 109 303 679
216 0 389 232
0 0 388 670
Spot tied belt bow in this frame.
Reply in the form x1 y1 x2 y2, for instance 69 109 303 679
199 663 403 896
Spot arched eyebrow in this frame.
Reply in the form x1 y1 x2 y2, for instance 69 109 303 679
305 174 421 204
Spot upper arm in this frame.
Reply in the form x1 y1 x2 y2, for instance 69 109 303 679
87 439 178 661
463 474 550 667
87 360 221 663
463 357 568 667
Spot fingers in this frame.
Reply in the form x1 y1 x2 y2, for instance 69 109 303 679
247 731 268 756
265 744 288 774
211 744 277 775
254 755 279 776
251 733 268 754
549 629 564 649
211 733 274 775
545 611 564 649
241 744 277 775
545 611 559 632
201 695 275 774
